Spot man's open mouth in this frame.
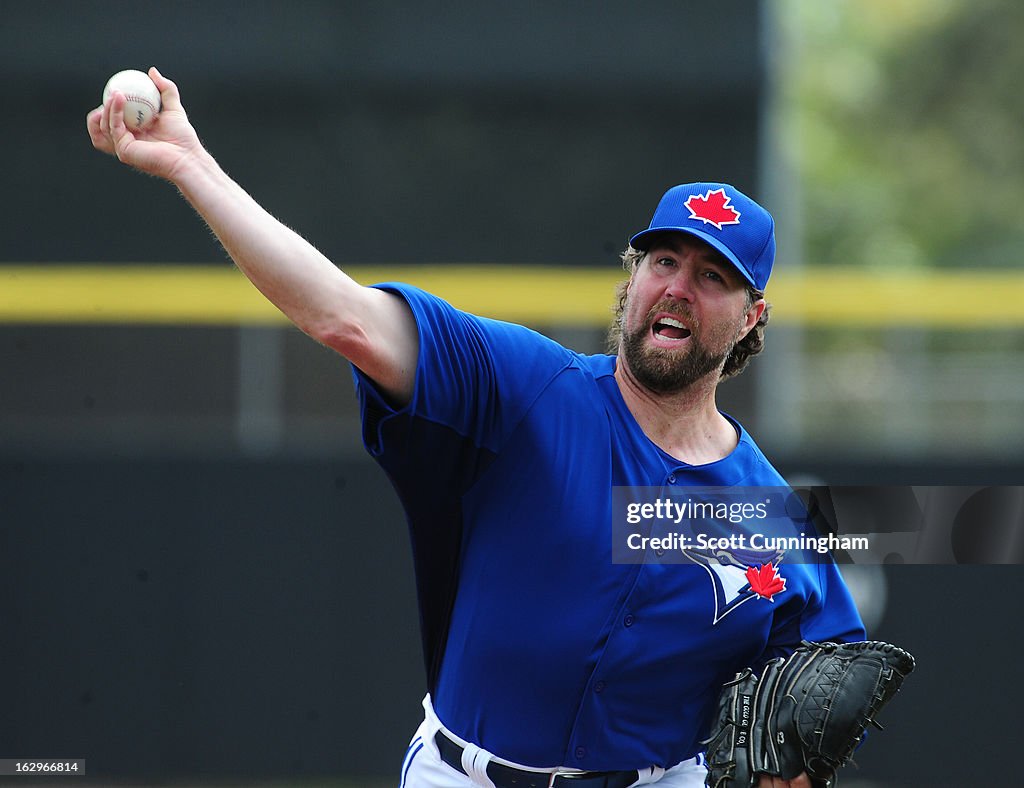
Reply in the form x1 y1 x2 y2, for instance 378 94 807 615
652 317 692 341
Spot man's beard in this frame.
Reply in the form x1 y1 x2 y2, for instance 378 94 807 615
619 303 733 395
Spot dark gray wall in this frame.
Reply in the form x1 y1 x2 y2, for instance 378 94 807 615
1 457 421 780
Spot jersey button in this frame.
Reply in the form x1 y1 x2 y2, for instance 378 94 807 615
594 680 606 693
667 474 676 484
624 614 635 627
575 746 587 759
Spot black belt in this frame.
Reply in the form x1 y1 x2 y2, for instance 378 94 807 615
433 731 640 788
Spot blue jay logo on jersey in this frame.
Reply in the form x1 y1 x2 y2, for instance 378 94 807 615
684 545 787 625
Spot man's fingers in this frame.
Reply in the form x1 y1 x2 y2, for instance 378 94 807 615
86 106 113 153
148 66 183 113
99 91 118 138
105 92 137 162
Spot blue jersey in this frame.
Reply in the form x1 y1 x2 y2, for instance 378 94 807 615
352 283 865 771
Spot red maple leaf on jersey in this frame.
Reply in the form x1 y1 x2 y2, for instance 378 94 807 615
746 563 786 601
685 188 741 230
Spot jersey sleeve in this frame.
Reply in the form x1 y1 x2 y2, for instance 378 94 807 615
754 560 866 672
351 282 573 465
802 561 867 643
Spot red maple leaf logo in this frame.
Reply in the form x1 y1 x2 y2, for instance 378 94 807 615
684 188 741 230
746 563 786 601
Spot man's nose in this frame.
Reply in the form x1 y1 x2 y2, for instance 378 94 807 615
662 268 697 303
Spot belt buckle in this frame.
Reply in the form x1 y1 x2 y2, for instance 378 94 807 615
548 769 589 786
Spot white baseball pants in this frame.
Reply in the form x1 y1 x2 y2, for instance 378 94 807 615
399 695 707 788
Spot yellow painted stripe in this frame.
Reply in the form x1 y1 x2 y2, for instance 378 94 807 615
0 265 1021 328
768 269 1024 328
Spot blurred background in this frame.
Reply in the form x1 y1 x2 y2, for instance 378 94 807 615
1 1 1021 785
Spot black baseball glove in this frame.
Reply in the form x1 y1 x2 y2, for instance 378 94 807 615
704 640 915 787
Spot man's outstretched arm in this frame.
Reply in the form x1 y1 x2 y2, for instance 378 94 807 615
86 67 417 405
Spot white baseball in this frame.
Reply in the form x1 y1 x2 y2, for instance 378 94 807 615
103 69 161 131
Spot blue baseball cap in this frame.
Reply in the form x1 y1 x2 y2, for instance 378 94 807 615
629 182 776 291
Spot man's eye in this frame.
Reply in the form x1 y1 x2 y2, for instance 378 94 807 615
704 270 724 282
657 257 676 267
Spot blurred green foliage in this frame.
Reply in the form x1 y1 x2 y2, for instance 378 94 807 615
780 0 1024 269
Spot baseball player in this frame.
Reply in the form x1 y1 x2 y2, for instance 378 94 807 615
88 70 865 788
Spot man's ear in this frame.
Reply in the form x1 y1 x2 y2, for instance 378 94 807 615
738 298 766 340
